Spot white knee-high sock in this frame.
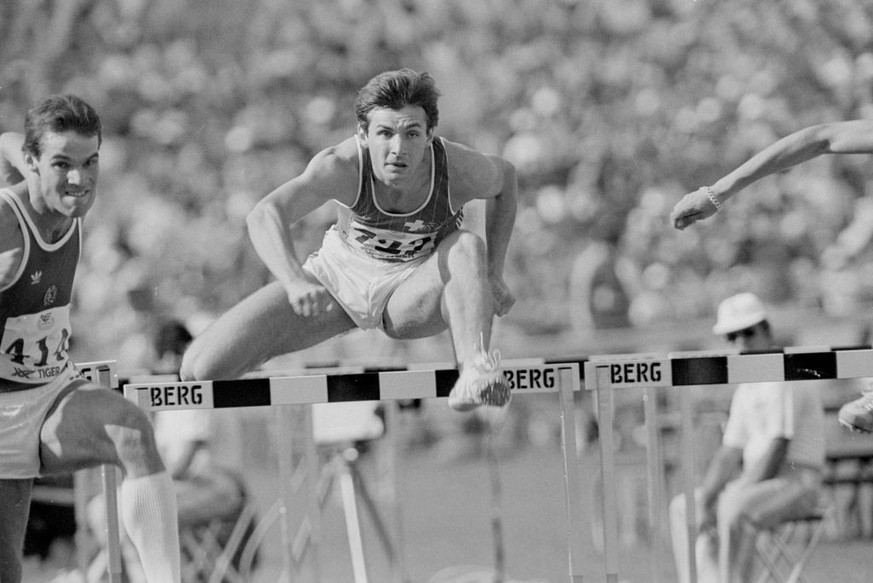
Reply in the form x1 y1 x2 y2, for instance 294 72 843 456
121 472 181 583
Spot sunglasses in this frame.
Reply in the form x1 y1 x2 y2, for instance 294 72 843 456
725 327 757 342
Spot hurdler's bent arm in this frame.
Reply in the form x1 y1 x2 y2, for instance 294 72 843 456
246 142 358 297
483 155 517 274
671 120 873 230
445 143 519 316
483 155 518 316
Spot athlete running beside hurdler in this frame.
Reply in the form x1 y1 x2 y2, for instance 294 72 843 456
180 68 518 411
670 120 873 433
0 95 180 582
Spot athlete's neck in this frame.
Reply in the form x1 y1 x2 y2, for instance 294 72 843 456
371 151 432 213
17 182 74 243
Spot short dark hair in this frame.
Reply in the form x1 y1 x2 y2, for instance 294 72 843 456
354 69 440 133
23 95 102 158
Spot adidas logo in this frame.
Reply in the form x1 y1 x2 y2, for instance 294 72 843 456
30 271 42 285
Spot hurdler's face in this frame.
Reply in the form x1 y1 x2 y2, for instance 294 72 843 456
27 130 99 219
360 106 432 189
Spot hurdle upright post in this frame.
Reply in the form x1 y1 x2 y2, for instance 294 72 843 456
643 385 664 583
593 365 620 583
275 403 322 583
382 400 410 583
74 361 123 583
97 364 124 583
557 366 586 583
678 385 699 583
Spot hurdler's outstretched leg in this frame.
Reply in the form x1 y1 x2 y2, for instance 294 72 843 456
180 281 356 381
384 230 510 411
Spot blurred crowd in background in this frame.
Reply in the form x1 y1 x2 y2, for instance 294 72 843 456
3 0 873 368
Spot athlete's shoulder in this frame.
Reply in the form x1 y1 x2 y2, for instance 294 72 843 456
441 138 510 195
288 137 361 207
305 137 359 182
313 137 359 167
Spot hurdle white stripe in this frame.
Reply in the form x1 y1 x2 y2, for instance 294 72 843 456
378 370 437 400
269 376 330 405
835 348 873 379
726 352 784 384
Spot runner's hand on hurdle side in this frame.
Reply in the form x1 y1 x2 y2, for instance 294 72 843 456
285 279 338 317
490 274 515 317
671 188 719 230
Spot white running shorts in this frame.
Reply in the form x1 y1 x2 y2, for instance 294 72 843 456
303 227 427 330
0 364 84 478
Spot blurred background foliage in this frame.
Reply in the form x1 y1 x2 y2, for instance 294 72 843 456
3 0 873 367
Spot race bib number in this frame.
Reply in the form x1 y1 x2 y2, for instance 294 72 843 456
348 221 436 261
1 306 72 383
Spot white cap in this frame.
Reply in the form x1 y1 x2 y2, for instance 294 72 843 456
712 292 768 335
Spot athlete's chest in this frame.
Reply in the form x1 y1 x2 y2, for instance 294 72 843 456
371 176 432 214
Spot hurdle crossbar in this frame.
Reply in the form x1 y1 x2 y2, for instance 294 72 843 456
124 362 586 583
583 345 873 583
581 345 873 390
123 362 579 411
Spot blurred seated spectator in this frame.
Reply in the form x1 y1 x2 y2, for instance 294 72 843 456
669 293 825 583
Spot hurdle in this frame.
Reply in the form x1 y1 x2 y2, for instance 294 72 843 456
584 345 873 583
124 361 587 582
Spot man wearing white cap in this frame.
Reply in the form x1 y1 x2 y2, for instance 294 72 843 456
669 293 825 583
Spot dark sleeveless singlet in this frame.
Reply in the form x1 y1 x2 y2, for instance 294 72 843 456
335 137 463 263
0 189 79 390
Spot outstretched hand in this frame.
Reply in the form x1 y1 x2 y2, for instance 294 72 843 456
670 188 719 230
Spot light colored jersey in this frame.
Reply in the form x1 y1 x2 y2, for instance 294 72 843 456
0 188 80 389
335 136 462 263
722 381 825 471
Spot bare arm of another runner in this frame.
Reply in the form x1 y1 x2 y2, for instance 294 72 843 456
0 191 24 290
0 132 26 187
671 120 873 230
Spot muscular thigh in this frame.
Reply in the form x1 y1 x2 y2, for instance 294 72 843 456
383 253 447 338
39 385 156 475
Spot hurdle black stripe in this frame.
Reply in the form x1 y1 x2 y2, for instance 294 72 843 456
671 356 728 386
213 378 271 408
784 351 837 381
435 369 460 398
327 374 381 402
